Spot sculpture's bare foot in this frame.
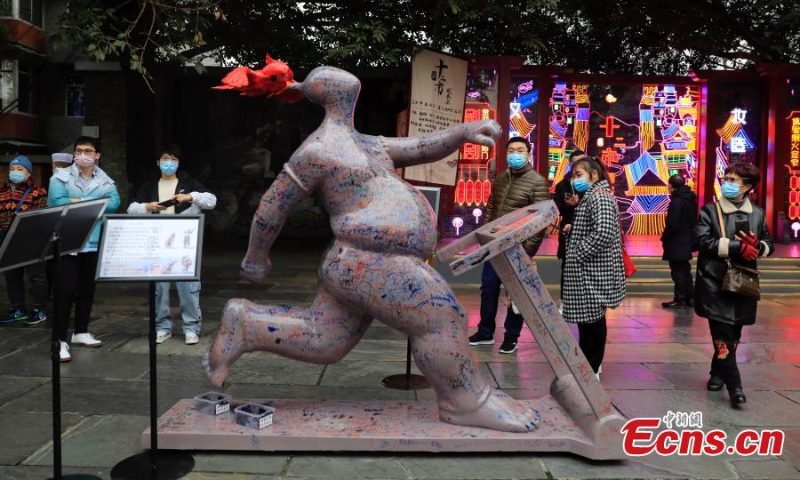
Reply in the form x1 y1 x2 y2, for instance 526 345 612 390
204 299 248 388
439 389 540 433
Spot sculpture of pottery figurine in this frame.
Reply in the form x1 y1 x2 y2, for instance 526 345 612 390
206 56 539 433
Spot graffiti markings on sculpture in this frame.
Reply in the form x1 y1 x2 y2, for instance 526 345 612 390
208 57 539 434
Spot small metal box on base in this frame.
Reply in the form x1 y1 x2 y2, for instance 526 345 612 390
193 392 231 416
234 403 274 430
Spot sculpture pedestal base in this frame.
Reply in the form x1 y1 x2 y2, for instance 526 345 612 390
146 398 624 460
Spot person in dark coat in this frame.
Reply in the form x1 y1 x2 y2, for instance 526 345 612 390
562 157 626 380
661 174 698 309
695 162 773 408
554 150 586 261
127 144 217 346
554 150 586 299
468 137 550 355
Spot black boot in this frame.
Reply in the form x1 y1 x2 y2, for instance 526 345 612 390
729 386 747 407
707 375 724 391
661 299 687 309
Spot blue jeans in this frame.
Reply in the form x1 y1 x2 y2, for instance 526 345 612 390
155 281 201 335
478 263 524 341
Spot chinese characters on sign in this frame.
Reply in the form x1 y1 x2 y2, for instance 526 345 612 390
404 50 468 185
788 112 800 221
97 217 202 280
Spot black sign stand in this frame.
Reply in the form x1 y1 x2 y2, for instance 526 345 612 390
381 338 431 390
0 199 109 480
97 215 202 480
109 281 193 479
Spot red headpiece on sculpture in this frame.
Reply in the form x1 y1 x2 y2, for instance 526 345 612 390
213 54 304 103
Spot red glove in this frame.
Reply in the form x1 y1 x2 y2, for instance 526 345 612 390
739 242 758 261
738 232 759 248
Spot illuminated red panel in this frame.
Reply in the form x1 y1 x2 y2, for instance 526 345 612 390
464 108 480 122
456 176 466 205
483 180 491 204
466 177 474 205
461 143 481 160
787 112 800 220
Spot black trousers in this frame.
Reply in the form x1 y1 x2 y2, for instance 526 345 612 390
668 260 693 302
56 252 99 341
5 262 48 312
577 315 607 373
708 319 744 390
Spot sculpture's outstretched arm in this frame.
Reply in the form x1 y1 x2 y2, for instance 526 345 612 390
241 165 312 283
379 120 501 168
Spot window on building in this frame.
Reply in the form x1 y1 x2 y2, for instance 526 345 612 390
17 0 43 27
66 76 85 117
16 60 41 115
0 59 15 111
0 0 12 17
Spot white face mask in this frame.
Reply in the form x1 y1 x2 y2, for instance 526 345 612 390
74 154 96 168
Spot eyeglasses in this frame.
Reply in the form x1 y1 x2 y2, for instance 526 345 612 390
75 149 96 155
722 176 743 184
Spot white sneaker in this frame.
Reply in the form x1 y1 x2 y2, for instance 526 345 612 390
59 341 71 363
71 332 102 348
185 332 199 345
156 330 172 344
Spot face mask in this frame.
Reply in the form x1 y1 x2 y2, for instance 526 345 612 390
160 160 178 175
74 154 95 168
9 171 27 184
572 177 589 193
721 182 742 199
507 153 527 169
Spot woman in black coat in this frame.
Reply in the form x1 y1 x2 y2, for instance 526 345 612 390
695 163 773 408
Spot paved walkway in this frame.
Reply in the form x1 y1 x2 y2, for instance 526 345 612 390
0 239 798 479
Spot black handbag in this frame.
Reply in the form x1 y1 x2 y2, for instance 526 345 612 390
715 202 761 300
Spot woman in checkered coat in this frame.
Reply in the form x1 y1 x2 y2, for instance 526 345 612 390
562 157 626 377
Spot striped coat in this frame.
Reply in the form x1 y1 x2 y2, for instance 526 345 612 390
562 180 626 323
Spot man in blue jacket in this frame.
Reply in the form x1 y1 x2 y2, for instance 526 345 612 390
48 136 121 362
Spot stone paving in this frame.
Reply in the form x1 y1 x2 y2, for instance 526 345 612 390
0 238 799 479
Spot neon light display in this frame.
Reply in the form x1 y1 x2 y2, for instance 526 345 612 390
715 109 758 199
787 111 800 221
446 68 500 239
546 83 699 235
456 102 496 207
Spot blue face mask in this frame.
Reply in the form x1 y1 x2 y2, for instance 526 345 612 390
9 171 26 184
160 160 178 176
721 182 742 199
507 153 528 170
572 177 589 193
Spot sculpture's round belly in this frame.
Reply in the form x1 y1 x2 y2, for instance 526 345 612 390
327 177 437 257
